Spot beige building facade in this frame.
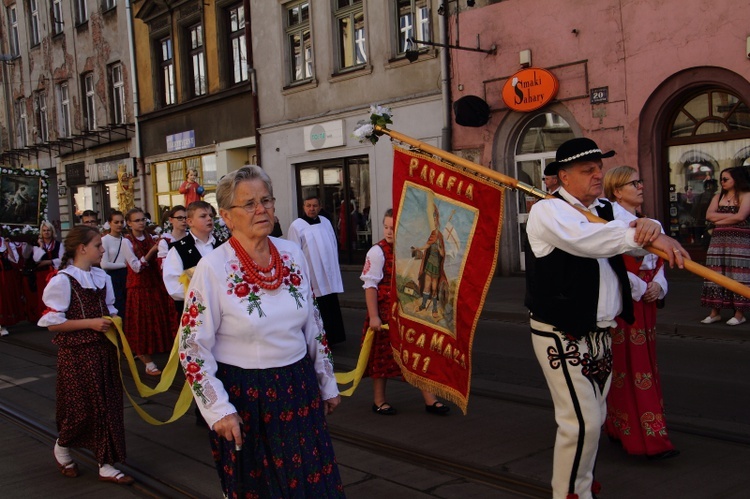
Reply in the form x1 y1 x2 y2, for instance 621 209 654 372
251 0 445 265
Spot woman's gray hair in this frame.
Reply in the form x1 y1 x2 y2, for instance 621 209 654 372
216 165 273 210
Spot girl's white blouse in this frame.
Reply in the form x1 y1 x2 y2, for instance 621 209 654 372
37 266 117 327
122 234 157 273
157 232 179 260
178 237 339 428
360 243 386 290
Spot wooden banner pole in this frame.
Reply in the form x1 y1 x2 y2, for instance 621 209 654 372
375 125 750 299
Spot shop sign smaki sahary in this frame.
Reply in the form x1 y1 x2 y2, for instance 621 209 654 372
502 68 559 112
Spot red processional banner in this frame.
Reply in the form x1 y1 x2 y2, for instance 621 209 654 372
390 146 504 414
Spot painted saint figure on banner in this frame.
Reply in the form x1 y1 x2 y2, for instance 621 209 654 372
395 187 474 332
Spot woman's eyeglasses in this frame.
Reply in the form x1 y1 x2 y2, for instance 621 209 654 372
619 179 644 188
230 197 276 213
171 216 187 221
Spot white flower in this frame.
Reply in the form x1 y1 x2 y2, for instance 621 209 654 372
370 104 392 118
352 122 374 140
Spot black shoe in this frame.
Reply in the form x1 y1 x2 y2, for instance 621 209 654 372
647 449 680 460
372 403 397 415
425 402 450 415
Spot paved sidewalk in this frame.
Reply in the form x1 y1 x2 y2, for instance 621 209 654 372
2 266 749 498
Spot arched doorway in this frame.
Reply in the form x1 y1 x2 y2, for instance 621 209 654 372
492 104 580 274
513 113 575 270
639 67 750 261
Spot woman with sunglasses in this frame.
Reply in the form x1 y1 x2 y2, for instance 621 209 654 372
700 166 750 326
603 166 677 460
122 207 179 376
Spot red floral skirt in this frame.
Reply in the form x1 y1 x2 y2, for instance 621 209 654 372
605 299 674 456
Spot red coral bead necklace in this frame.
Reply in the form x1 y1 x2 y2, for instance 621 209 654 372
229 236 284 290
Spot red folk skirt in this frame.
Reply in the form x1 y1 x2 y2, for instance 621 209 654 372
605 261 674 456
361 240 401 379
0 263 25 326
124 263 178 356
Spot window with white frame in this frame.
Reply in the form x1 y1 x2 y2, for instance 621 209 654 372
189 24 207 96
228 4 247 84
30 0 40 46
16 98 28 147
9 5 19 56
395 0 430 54
110 63 125 124
74 0 87 25
334 0 366 70
285 1 313 84
52 0 64 35
58 82 71 138
103 0 116 10
35 91 48 142
160 37 176 105
83 73 96 130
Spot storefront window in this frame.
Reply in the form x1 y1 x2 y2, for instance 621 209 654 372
152 156 217 224
72 185 94 220
295 155 370 264
666 89 750 248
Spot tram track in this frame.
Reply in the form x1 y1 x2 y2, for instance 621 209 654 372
0 399 203 499
2 333 553 497
3 329 749 498
7 331 749 446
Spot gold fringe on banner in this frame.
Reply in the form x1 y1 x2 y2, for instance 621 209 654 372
105 316 193 425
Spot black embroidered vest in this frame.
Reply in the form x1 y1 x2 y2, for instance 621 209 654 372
173 234 222 270
524 196 634 338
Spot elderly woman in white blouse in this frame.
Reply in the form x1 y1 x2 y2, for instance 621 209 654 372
178 165 344 498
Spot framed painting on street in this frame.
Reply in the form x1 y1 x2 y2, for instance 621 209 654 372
0 167 49 238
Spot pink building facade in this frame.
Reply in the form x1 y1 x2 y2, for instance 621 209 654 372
448 0 750 274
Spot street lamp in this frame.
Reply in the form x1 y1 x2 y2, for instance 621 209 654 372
404 36 496 62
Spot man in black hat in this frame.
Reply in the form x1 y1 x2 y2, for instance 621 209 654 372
524 137 688 499
543 162 561 194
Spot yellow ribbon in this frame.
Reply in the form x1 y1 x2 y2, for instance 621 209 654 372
104 316 194 425
178 270 193 297
334 325 381 396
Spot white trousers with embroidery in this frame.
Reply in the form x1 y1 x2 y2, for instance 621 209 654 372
531 321 612 499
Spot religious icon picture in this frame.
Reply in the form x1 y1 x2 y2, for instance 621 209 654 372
0 168 46 228
394 183 477 334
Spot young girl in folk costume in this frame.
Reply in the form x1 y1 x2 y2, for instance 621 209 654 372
179 168 204 207
38 225 134 485
122 207 178 376
0 236 26 336
361 209 449 415
31 221 65 320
